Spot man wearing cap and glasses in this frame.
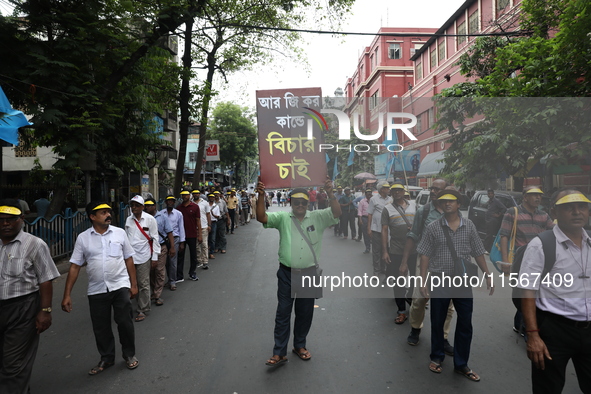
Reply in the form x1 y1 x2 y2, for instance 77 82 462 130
62 201 139 374
418 190 493 382
401 179 455 351
382 183 417 324
0 199 60 392
367 182 392 276
256 177 341 367
500 186 553 336
125 195 160 322
160 195 185 290
519 189 591 393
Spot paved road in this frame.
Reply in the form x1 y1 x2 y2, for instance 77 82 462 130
30 206 580 393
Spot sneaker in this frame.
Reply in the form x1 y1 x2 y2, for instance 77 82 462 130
444 339 454 356
512 326 525 337
197 263 204 268
201 264 209 270
407 328 421 346
170 284 177 291
189 274 199 281
176 278 184 284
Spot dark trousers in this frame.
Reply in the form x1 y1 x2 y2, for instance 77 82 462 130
334 217 341 236
273 267 315 357
215 218 227 251
371 231 385 275
386 253 417 312
430 285 473 369
228 209 236 232
532 311 591 394
0 292 39 394
178 237 197 280
360 216 370 251
340 210 356 238
88 288 135 363
208 221 217 254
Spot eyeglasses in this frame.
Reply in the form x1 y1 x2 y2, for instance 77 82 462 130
0 216 20 224
292 200 308 207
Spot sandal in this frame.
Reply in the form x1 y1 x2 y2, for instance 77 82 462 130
292 347 312 361
221 250 226 254
88 360 114 375
429 361 443 374
125 356 139 370
265 355 288 367
395 313 408 325
455 366 480 382
155 298 164 306
135 312 146 322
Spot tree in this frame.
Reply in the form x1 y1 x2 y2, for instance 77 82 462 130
175 0 354 191
208 102 258 186
0 0 205 215
434 0 591 189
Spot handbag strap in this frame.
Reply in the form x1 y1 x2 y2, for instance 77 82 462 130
392 203 412 230
440 217 459 261
509 206 518 253
134 218 153 255
290 216 319 269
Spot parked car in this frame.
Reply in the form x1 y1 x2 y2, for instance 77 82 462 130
468 190 523 239
415 189 431 209
406 186 423 200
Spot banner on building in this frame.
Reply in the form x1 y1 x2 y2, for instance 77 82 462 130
256 87 327 188
375 150 421 179
205 140 220 161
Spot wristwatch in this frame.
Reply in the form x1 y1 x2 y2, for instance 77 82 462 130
41 307 52 313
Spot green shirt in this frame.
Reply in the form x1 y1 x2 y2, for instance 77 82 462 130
264 208 339 269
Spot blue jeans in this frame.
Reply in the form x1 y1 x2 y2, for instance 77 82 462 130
273 267 315 357
430 284 473 369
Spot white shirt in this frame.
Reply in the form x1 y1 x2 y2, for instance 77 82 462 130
519 225 591 321
70 226 135 296
125 211 161 264
160 208 186 242
368 194 392 232
209 203 220 222
196 199 211 227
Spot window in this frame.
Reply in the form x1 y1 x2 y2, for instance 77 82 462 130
468 11 479 35
428 108 435 127
369 91 379 110
497 0 510 12
410 43 423 57
189 152 197 162
415 62 422 80
457 21 466 45
416 114 423 134
438 40 445 63
430 49 437 69
370 55 374 69
388 43 401 59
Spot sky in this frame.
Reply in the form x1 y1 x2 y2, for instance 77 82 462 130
214 0 466 108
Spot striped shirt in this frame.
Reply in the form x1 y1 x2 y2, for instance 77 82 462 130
417 216 486 274
0 230 60 300
382 201 416 255
499 205 554 248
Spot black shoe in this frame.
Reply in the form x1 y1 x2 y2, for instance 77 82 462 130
189 274 199 281
407 328 421 346
444 339 454 356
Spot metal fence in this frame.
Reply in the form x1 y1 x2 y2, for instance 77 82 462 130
24 208 91 259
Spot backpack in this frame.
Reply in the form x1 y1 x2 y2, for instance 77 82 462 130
511 229 591 311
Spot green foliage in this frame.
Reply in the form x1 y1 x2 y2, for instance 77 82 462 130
208 101 258 168
434 0 591 187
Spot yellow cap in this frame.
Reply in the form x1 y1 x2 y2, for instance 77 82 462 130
93 203 112 211
525 188 544 194
0 206 22 216
381 183 391 188
390 184 405 190
291 193 309 201
214 191 220 194
180 191 190 195
555 193 591 205
144 200 155 206
192 190 200 194
437 194 458 201
166 196 176 200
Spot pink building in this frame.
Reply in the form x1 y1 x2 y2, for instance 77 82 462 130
343 27 438 134
401 0 523 188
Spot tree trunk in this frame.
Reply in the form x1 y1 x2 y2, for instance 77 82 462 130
174 18 194 194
